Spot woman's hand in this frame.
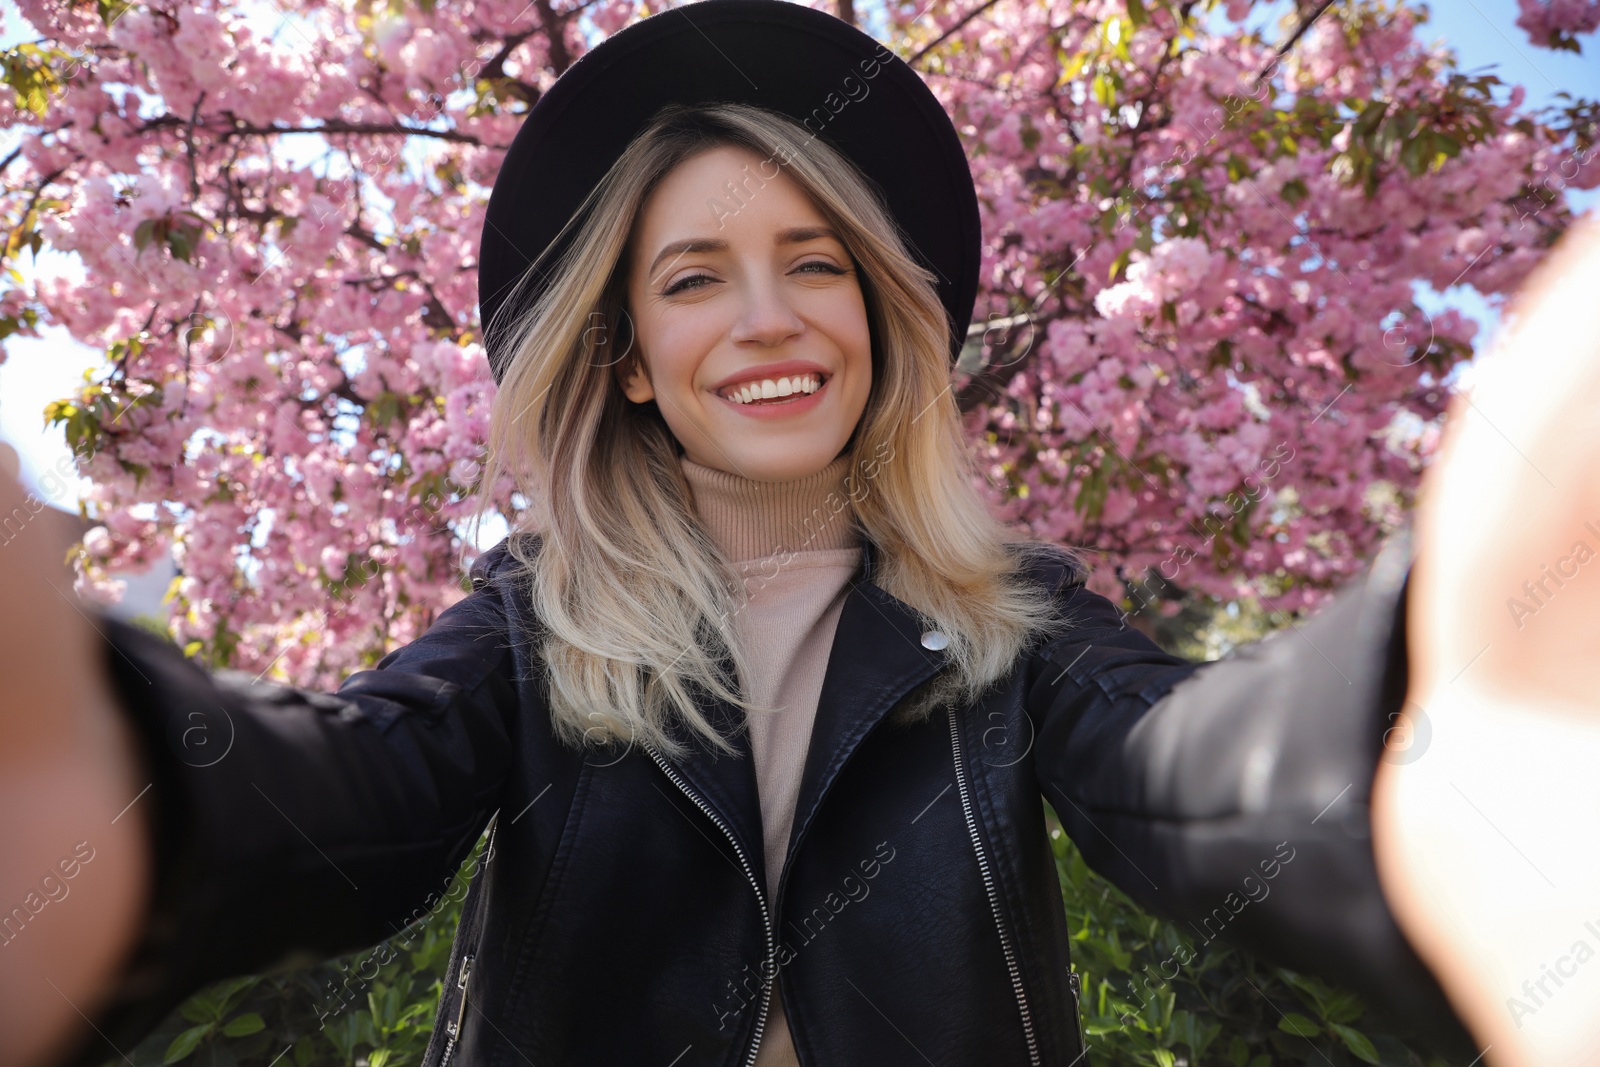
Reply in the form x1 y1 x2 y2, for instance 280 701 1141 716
0 462 153 1067
1373 212 1600 1066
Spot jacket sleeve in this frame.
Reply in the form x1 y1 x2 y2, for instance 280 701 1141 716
54 539 524 1067
1026 527 1480 1061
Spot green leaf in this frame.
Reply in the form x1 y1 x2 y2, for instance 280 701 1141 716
1393 108 1419 144
1109 247 1133 281
221 1012 266 1037
1074 465 1108 522
1278 1012 1321 1037
163 1023 211 1064
1320 989 1365 1024
369 390 403 427
1400 133 1430 176
1331 1023 1381 1064
1092 70 1115 108
178 997 214 1025
1351 99 1388 139
167 228 193 263
1057 48 1089 86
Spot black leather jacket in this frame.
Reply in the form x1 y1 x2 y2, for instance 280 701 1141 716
64 529 1477 1067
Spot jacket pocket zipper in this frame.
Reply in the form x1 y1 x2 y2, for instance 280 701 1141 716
1068 968 1088 1063
948 707 1042 1066
483 811 500 866
438 954 474 1067
643 743 776 1067
431 816 497 1067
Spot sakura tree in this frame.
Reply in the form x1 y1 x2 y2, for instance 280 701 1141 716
943 0 1597 612
0 0 1594 685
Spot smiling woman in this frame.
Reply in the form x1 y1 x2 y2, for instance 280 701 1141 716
11 5 1600 1067
465 101 1093 1066
475 100 1069 769
617 143 874 480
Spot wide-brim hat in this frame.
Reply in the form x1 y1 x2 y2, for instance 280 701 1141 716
476 0 981 384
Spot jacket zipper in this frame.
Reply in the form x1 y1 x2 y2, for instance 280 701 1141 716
1068 969 1087 1061
643 743 776 1067
948 707 1041 1066
435 816 497 1067
438 954 474 1067
483 811 500 865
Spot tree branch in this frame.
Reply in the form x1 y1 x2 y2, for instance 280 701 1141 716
907 0 1007 69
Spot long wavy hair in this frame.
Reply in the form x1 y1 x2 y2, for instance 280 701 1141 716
472 101 1083 761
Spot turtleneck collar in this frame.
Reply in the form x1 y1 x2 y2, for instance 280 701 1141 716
679 451 862 563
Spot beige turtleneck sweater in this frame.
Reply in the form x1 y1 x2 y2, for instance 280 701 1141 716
679 451 863 1067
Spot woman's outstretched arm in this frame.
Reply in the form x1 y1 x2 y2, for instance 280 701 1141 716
1024 528 1481 1061
0 466 155 1067
1372 212 1600 1066
0 471 525 1067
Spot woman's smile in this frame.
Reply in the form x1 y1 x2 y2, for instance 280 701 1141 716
710 359 833 418
716 374 829 416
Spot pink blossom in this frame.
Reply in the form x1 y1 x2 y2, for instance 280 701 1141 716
1515 0 1600 45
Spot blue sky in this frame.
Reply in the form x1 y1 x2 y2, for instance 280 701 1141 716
1 0 1595 515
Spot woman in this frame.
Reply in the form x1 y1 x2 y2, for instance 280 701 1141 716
3 3 1597 1066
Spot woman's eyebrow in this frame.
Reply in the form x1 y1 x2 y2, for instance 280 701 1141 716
647 225 842 280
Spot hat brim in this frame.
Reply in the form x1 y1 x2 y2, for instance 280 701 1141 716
477 0 980 383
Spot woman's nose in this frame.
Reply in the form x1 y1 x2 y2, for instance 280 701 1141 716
729 276 805 347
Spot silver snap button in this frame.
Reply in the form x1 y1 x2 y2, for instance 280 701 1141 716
920 630 949 651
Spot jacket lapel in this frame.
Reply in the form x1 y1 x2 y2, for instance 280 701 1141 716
647 538 951 898
651 647 769 885
782 538 951 882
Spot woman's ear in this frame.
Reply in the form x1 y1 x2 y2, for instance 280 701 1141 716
616 353 654 403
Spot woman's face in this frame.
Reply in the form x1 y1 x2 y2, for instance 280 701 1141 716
619 144 873 481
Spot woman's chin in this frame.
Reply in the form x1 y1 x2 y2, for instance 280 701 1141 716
688 438 850 482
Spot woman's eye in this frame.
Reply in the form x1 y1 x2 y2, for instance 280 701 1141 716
662 273 715 296
661 262 846 296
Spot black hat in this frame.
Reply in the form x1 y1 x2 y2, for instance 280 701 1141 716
476 0 980 384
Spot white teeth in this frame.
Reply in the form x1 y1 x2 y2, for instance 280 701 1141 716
724 374 823 404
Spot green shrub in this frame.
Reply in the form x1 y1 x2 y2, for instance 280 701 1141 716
114 840 472 1067
1046 802 1455 1067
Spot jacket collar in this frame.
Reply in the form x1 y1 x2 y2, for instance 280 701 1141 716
652 535 950 895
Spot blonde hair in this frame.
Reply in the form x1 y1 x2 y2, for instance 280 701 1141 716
473 101 1084 761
